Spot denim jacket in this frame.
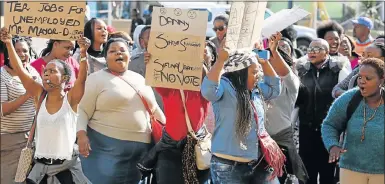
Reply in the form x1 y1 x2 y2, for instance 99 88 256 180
201 76 281 160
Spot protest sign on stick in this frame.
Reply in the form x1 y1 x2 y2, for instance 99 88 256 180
5 1 85 40
262 6 310 38
226 1 267 51
145 7 208 91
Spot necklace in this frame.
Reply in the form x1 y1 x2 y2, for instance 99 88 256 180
361 97 383 142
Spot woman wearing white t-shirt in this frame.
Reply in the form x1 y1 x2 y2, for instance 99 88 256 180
0 27 90 184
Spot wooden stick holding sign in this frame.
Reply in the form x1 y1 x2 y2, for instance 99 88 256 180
5 1 85 40
225 1 267 51
145 7 208 91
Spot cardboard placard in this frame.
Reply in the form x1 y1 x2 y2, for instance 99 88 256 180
4 1 85 40
226 1 267 51
145 7 208 91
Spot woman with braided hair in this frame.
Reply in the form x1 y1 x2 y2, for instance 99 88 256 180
201 41 283 183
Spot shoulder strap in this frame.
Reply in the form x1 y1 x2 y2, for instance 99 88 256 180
346 90 363 123
106 69 154 117
179 89 198 139
27 91 47 147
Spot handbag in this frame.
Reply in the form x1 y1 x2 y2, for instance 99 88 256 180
250 101 286 180
179 90 212 170
107 69 164 143
14 91 47 182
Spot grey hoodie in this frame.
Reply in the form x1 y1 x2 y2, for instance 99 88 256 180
128 25 149 76
128 25 164 111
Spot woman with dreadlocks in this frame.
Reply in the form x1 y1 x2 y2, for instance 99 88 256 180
201 42 284 183
1 36 41 184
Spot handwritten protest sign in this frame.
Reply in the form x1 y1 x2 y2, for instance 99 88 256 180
5 1 85 40
226 2 267 51
262 6 310 38
145 7 208 91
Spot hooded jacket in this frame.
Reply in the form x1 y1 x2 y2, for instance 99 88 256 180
127 25 164 111
295 56 345 130
128 25 150 77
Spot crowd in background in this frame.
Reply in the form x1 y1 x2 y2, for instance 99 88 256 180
0 8 384 184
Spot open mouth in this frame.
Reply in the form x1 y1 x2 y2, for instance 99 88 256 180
330 44 339 50
115 58 124 62
359 87 367 93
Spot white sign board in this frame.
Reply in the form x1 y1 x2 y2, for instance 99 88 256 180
225 1 267 51
262 6 310 38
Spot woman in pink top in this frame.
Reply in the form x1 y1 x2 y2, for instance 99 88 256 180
30 40 79 91
339 34 360 69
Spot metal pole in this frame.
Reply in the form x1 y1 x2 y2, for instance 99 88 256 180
288 0 293 9
108 2 112 26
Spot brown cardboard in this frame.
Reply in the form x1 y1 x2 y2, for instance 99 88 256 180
145 7 208 91
4 1 85 40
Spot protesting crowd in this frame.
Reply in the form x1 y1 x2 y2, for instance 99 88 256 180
0 4 384 184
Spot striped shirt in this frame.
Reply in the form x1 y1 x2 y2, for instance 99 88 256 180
0 66 42 133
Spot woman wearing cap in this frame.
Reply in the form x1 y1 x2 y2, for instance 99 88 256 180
201 43 283 183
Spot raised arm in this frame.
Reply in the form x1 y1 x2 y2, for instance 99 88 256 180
68 37 90 108
201 43 229 102
0 28 43 97
268 32 290 77
256 55 281 101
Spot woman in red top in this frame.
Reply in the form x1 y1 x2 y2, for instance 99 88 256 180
137 41 218 184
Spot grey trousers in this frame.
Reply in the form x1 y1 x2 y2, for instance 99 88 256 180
1 132 27 184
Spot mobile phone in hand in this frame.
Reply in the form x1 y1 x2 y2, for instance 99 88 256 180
252 49 270 60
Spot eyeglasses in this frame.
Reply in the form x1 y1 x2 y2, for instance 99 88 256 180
213 26 225 32
307 47 325 54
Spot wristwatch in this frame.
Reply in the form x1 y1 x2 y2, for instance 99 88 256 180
79 56 87 63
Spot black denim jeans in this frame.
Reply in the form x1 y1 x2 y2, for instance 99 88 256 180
138 128 210 184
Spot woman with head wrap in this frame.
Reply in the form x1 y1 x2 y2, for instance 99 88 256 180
201 41 284 183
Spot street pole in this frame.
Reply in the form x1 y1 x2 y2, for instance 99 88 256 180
288 0 293 9
108 2 112 26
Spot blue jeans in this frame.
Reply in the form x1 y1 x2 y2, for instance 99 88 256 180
210 155 280 184
81 127 152 184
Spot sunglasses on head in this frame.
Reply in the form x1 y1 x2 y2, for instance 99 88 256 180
307 47 325 54
213 26 225 32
